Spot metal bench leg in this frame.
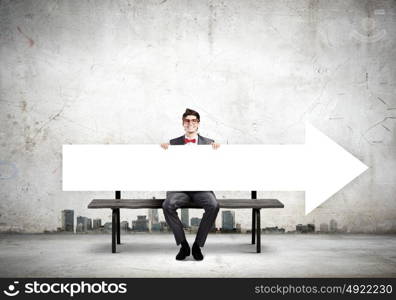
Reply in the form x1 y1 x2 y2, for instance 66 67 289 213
251 208 256 244
251 191 257 245
112 209 117 253
256 208 261 253
116 208 121 244
114 191 121 249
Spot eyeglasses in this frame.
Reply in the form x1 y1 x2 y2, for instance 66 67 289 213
183 119 199 124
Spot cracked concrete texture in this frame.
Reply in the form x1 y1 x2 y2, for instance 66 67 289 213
0 0 395 233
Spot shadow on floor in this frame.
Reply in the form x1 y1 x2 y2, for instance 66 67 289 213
88 240 273 255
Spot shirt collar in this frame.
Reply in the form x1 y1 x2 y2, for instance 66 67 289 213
184 134 198 142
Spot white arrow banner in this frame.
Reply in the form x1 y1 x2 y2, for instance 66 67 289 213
62 123 368 214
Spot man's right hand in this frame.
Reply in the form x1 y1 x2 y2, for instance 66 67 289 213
160 143 170 150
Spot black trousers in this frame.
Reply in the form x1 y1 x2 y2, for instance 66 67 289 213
162 191 220 247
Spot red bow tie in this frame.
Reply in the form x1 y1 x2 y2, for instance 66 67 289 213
184 138 196 144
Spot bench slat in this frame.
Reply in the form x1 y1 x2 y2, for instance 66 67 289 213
88 199 284 209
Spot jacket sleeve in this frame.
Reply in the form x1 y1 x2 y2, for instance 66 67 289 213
169 137 180 145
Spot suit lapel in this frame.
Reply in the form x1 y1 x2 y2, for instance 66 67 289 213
180 136 186 145
197 134 203 145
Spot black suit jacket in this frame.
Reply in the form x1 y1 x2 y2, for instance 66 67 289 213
169 134 214 145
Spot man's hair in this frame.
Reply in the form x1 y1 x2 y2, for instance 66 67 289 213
182 108 200 121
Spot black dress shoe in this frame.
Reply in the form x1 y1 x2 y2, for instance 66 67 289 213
176 241 190 260
192 242 204 261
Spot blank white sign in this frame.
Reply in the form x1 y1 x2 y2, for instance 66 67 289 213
61 124 369 215
61 144 306 191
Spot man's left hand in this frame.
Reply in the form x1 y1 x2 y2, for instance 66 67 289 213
211 142 220 150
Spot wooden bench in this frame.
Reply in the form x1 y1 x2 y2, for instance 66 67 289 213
87 191 284 253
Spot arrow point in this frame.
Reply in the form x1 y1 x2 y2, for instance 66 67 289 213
304 123 369 215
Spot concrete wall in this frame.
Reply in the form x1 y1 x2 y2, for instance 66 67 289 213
1 0 395 233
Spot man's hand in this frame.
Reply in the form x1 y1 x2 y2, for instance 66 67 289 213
160 143 169 150
211 142 220 150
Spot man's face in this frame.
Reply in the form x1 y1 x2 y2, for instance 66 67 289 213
182 115 199 135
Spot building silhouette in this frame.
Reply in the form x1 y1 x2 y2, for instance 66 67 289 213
76 223 83 233
58 209 277 235
320 223 329 232
61 210 74 232
330 219 338 232
221 210 235 231
148 208 159 222
262 226 285 233
160 221 169 232
296 223 315 233
120 221 129 232
93 219 102 230
132 215 149 232
87 218 92 230
103 222 112 233
191 217 201 227
76 216 90 232
190 217 201 232
151 223 161 231
181 208 189 228
148 209 160 232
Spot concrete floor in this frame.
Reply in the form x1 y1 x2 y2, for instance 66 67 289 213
0 233 395 278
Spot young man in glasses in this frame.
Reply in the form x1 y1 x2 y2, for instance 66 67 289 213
160 108 220 261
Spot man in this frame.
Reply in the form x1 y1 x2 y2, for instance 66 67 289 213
160 108 220 261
